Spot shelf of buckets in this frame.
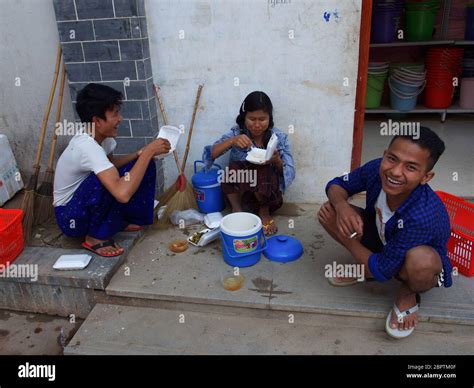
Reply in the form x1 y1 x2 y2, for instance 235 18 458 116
366 0 474 115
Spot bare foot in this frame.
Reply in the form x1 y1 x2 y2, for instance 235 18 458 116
390 287 419 331
85 236 124 256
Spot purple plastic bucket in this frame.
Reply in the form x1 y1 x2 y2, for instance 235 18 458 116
371 8 404 43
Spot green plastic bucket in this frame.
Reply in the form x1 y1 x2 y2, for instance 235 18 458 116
406 8 438 41
366 75 387 108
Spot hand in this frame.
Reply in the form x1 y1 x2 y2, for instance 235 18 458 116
267 150 282 167
232 134 253 149
144 138 171 156
334 202 364 238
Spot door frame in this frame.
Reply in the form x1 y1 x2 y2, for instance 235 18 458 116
351 0 373 170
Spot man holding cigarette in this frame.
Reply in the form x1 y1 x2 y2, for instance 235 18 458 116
318 127 452 339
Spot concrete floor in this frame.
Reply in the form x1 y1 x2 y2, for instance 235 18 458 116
362 114 474 198
65 303 474 355
106 203 474 324
0 309 83 355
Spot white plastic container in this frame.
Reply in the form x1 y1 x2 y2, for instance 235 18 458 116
53 254 92 270
0 135 24 206
245 133 278 164
155 125 181 159
188 228 221 247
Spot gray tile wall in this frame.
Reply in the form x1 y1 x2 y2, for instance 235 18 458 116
53 0 164 194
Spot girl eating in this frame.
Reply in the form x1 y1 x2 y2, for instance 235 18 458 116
202 91 295 235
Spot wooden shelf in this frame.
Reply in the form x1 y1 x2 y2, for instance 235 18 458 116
365 104 474 114
370 40 474 48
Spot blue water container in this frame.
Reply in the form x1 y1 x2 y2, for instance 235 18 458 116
192 160 225 214
220 212 267 267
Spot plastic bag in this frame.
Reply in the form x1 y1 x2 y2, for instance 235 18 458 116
170 209 205 226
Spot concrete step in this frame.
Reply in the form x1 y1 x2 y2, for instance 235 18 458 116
64 303 474 355
105 204 474 326
0 231 144 318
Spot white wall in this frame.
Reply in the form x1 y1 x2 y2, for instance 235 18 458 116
0 0 75 181
146 0 362 202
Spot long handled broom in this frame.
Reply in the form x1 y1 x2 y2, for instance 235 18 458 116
156 84 204 225
35 60 66 225
20 43 62 243
153 85 183 207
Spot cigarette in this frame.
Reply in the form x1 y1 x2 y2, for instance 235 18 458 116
349 232 358 239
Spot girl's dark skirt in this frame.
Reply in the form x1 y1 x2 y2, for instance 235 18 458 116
221 161 283 213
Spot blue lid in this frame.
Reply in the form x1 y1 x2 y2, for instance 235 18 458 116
263 235 303 263
192 168 219 187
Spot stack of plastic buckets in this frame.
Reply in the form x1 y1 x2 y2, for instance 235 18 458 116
366 62 389 108
388 63 426 111
405 0 440 41
371 0 405 43
460 48 474 109
425 48 464 108
462 49 474 78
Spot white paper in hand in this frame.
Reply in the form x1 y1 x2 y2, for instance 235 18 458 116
245 133 278 164
155 125 181 159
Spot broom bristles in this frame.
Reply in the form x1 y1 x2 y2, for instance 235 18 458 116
154 181 198 227
35 169 55 225
20 189 36 245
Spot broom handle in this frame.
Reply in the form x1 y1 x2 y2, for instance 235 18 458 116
47 61 66 170
34 43 62 168
153 84 181 172
181 84 203 173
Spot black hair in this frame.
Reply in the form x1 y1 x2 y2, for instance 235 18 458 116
236 91 274 147
76 83 123 123
389 126 445 171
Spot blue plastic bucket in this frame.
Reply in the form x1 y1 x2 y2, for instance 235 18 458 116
389 77 426 111
192 160 225 214
220 212 267 267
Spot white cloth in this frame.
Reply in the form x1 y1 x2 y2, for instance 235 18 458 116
375 190 395 245
53 133 116 206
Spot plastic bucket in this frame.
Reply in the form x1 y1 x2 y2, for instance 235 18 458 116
366 74 387 108
371 8 403 43
192 160 226 214
220 212 267 267
389 77 425 111
460 78 474 109
406 9 438 41
424 81 454 108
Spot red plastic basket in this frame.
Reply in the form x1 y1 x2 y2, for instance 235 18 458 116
436 191 474 277
0 208 24 266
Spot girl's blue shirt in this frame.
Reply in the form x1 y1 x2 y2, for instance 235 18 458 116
202 125 296 193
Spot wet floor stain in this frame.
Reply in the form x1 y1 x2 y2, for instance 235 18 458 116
0 329 10 337
0 310 12 321
26 314 56 324
249 277 292 300
34 327 43 334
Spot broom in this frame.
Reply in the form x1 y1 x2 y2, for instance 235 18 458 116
156 84 204 226
153 85 183 207
35 60 66 225
20 43 62 243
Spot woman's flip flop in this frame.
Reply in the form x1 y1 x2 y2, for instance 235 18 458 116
123 225 144 232
82 239 124 257
262 219 277 235
385 293 421 339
